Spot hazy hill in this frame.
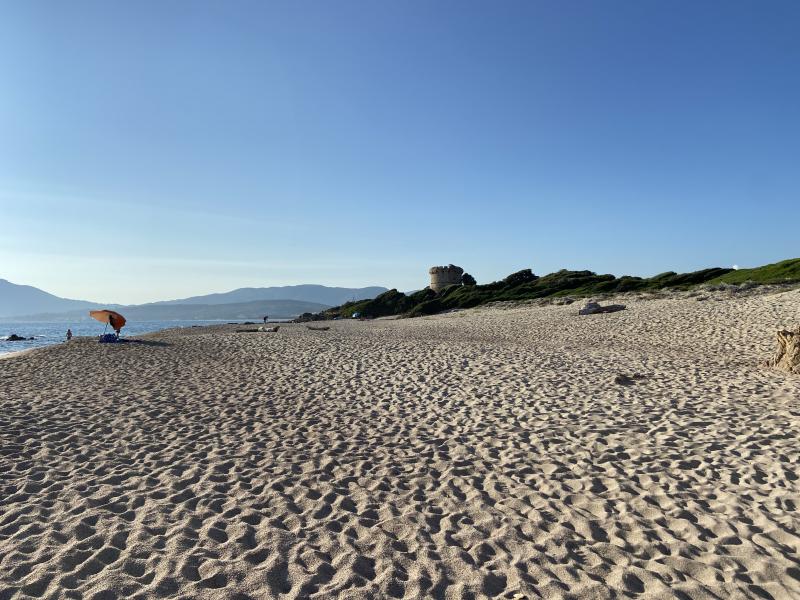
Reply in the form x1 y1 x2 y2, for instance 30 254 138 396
147 285 388 307
0 279 384 320
11 300 329 323
0 279 107 318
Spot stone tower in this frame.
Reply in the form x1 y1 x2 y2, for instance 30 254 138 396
428 264 464 292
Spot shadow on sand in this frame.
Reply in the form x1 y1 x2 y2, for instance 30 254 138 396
125 339 171 347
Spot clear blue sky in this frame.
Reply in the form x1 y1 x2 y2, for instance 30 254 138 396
1 1 798 304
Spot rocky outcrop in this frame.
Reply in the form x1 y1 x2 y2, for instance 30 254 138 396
578 302 626 315
429 265 464 292
5 334 31 341
763 325 800 374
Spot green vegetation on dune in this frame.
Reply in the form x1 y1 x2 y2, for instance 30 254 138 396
299 288 432 320
706 258 800 285
405 266 746 317
295 258 799 321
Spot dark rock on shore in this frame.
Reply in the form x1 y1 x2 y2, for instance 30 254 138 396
6 334 32 341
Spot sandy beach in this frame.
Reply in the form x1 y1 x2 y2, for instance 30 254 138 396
1 288 799 599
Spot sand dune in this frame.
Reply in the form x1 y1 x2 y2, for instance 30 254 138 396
1 288 799 599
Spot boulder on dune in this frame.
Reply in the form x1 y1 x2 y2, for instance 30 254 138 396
763 325 800 375
578 302 626 315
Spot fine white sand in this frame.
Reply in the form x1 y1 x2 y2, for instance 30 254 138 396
1 288 799 599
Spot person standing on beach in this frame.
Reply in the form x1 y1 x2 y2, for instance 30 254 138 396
66 328 73 341
108 315 121 337
263 315 268 324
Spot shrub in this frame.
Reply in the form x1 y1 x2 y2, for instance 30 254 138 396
407 298 444 317
408 288 436 303
502 269 537 287
356 289 414 318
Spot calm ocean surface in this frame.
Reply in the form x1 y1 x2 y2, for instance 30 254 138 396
0 320 226 356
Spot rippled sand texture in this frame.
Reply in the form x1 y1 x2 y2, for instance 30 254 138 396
2 289 800 600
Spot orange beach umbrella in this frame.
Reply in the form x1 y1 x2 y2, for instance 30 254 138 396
89 310 127 332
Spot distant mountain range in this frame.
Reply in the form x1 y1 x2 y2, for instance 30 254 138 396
146 285 388 307
0 279 387 321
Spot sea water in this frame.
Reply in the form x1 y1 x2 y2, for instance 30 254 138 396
0 320 227 356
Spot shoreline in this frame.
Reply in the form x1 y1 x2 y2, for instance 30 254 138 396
0 345 51 360
0 320 241 359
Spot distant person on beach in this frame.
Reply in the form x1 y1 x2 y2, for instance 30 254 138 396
66 328 73 341
263 315 268 324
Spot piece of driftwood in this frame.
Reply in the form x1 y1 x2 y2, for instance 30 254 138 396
235 325 279 333
306 325 330 331
763 325 800 374
578 302 626 315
